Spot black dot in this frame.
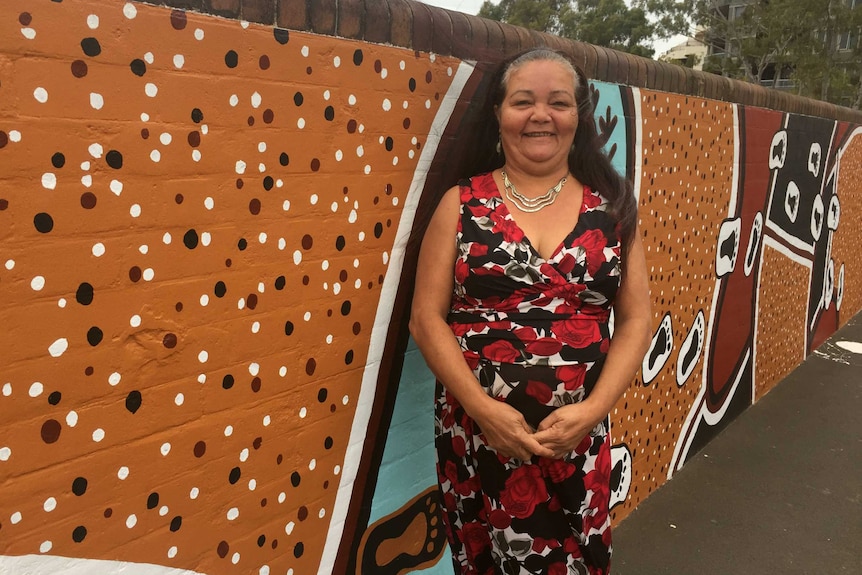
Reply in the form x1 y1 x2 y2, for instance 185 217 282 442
130 59 146 76
34 213 54 233
275 276 286 290
284 321 294 336
385 137 394 151
257 534 266 547
374 222 383 238
294 542 304 558
229 466 241 484
80 37 101 57
293 92 304 106
345 350 354 365
263 176 274 190
353 49 363 66
48 391 62 405
86 326 103 346
222 374 235 389
146 492 159 509
183 229 199 249
72 525 87 542
409 77 416 92
106 150 123 169
274 28 289 44
291 471 301 487
225 50 238 68
76 282 94 305
341 301 351 316
238 238 248 251
214 281 227 298
318 388 328 402
335 235 345 251
170 516 183 532
279 152 290 166
51 152 66 168
324 436 333 449
125 390 142 414
324 106 334 121
72 477 88 496
191 108 204 123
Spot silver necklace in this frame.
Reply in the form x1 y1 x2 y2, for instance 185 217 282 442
500 170 568 213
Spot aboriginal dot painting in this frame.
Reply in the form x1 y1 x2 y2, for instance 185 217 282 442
2 1 862 575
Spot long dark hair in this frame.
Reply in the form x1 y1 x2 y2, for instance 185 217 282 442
460 48 638 244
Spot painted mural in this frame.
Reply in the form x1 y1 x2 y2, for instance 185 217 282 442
1 1 861 575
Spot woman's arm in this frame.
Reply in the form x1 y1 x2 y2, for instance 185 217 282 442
410 185 554 461
533 226 652 457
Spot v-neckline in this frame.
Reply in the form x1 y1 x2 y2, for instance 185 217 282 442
490 175 588 262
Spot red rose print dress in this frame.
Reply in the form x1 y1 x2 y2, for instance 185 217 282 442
435 172 621 575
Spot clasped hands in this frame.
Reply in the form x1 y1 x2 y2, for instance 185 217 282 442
472 397 605 461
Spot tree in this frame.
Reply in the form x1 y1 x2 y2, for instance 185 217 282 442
478 0 693 58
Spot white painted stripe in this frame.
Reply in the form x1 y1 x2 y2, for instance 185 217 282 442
0 555 206 575
631 87 642 204
316 58 476 575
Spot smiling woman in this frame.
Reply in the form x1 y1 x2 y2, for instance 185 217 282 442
409 48 651 574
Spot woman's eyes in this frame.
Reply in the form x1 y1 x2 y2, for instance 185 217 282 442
511 100 572 108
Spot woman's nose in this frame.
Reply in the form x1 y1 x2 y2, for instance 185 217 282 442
530 104 551 121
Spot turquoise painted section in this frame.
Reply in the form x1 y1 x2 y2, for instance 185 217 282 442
590 80 628 178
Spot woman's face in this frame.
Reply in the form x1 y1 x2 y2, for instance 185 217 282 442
495 59 578 174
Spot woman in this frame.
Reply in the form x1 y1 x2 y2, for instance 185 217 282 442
410 48 650 575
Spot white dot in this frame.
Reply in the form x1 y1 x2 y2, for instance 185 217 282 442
190 487 199 499
130 204 141 218
128 314 142 327
425 99 432 109
159 132 172 145
39 541 52 553
4 260 14 270
248 479 257 490
90 93 104 110
251 92 262 108
173 54 185 68
231 552 240 565
309 458 316 470
227 507 239 521
150 150 161 162
175 393 184 406
0 447 11 461
126 514 137 528
400 60 406 70
342 394 349 405
381 68 388 79
297 118 306 129
354 279 361 288
30 276 45 291
364 164 371 175
57 298 66 308
8 131 21 142
299 407 307 418
159 505 169 517
229 94 239 107
194 28 204 40
41 173 56 190
382 98 391 111
201 232 211 246
285 521 295 534
278 492 286 503
247 363 260 377
28 382 43 397
88 143 103 158
204 197 214 210
163 232 172 244
81 175 92 187
301 45 309 57
392 156 399 166
319 507 326 518
108 372 121 386
110 180 123 195
145 83 158 97
237 298 245 310
303 311 311 321
168 546 178 559
349 94 357 105
2 383 11 396
118 466 130 480
348 209 358 224
235 160 246 174
66 411 78 427
197 374 206 384
258 232 267 244
160 442 171 456
144 52 154 64
142 268 154 281
359 231 366 241
21 28 36 39
48 338 68 358
43 497 56 512
239 448 249 462
326 334 333 344
278 238 286 250
334 464 341 475
138 245 148 254
92 428 105 442
293 250 302 265
34 87 48 103
192 149 202 162
140 113 149 122
263 415 271 426
224 425 233 436
356 145 364 157
10 512 22 524
335 150 343 161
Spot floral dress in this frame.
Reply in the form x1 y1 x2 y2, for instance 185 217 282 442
435 172 622 575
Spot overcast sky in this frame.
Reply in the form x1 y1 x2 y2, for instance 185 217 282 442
418 0 688 57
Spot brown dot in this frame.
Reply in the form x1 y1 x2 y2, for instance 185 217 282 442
80 192 97 209
301 234 313 249
435 92 440 100
71 60 88 78
129 266 142 282
0 132 6 149
175 194 184 204
271 540 278 549
310 158 320 171
249 198 261 215
247 294 258 310
175 302 183 312
85 366 94 376
19 12 32 25
374 59 382 73
368 281 373 289
259 55 270 69
104 508 113 518
298 506 308 521
247 116 255 126
347 119 357 133
339 270 347 282
343 186 349 194
306 66 312 74
263 109 274 123
403 118 411 129
373 196 379 205
326 309 333 317
225 259 232 267
260 498 268 507
305 358 316 375
163 333 177 348
170 10 187 30
253 437 263 449
425 70 432 83
193 440 206 457
352 322 361 335
41 419 61 443
187 131 201 147
378 274 384 284
251 377 261 392
276 454 283 464
236 178 244 189
217 541 229 558
330 403 337 412
140 128 149 139
302 275 309 285
386 218 392 227
323 480 330 489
